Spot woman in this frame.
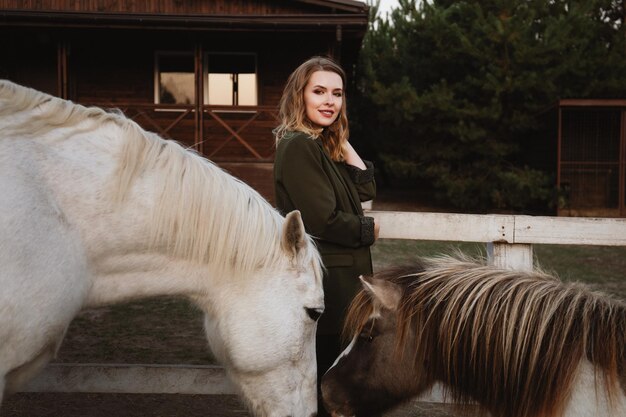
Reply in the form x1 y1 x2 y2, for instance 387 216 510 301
273 56 379 415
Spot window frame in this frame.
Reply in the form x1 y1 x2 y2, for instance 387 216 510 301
153 51 259 110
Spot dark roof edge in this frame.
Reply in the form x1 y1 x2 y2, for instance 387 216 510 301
559 98 626 107
0 10 369 29
295 0 369 13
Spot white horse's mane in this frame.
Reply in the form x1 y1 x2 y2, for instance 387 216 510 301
0 80 320 278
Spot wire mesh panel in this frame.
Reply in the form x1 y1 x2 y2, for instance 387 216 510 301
559 107 623 217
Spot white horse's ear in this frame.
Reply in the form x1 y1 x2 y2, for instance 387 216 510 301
281 210 307 263
360 275 402 311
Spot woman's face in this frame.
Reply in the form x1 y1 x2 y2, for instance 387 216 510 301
303 70 343 128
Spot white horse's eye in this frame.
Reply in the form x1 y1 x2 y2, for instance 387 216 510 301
305 307 324 321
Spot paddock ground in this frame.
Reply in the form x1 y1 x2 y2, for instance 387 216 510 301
0 393 477 417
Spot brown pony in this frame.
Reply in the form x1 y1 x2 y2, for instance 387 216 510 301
321 256 626 417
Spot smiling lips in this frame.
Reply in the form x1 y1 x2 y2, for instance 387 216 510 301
319 109 335 118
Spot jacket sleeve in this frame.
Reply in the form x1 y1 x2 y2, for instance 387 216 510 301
276 137 374 248
344 160 376 202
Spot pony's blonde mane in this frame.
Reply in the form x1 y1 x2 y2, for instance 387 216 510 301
0 80 321 278
345 255 626 417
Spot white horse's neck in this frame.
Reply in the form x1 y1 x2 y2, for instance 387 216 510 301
85 253 210 307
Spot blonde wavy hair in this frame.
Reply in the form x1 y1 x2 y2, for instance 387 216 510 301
274 56 349 161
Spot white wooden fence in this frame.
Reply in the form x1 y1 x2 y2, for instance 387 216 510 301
372 210 626 271
19 210 626 395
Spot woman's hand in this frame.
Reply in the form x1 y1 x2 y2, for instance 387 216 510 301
342 141 366 170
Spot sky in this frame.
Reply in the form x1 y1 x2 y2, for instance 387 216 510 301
374 0 422 18
376 0 400 16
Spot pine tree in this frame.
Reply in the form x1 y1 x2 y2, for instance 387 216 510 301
352 0 626 211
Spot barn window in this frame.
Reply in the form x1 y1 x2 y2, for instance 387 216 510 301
154 52 194 105
154 52 257 107
205 53 257 106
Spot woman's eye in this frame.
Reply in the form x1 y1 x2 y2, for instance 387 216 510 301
334 92 343 97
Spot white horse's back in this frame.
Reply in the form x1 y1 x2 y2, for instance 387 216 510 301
0 80 324 416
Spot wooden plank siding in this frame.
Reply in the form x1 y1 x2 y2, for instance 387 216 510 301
0 0 369 203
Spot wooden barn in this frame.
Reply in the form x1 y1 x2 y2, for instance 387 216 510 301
0 0 369 202
557 100 626 218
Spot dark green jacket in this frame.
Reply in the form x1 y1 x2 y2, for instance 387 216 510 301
274 131 376 334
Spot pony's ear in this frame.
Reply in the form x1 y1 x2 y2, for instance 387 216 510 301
281 210 308 263
360 275 402 311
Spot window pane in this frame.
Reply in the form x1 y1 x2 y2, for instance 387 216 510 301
157 54 194 105
237 73 257 106
206 54 257 106
160 72 194 104
208 73 233 105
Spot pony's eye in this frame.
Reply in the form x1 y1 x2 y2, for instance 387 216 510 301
305 307 323 321
359 330 375 343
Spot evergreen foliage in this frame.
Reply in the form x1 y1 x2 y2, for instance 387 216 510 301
352 0 626 211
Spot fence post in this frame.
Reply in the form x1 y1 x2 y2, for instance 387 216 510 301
487 243 533 271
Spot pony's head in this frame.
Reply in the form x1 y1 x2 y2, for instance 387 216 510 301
321 265 426 417
198 210 324 417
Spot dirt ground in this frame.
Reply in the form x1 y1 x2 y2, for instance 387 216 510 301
0 393 474 417
0 393 249 417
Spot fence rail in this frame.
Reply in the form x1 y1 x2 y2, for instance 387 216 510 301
371 210 626 245
19 211 626 395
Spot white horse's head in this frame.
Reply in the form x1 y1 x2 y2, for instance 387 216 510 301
200 210 324 417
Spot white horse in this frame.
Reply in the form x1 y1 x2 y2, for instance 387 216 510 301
0 80 324 417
